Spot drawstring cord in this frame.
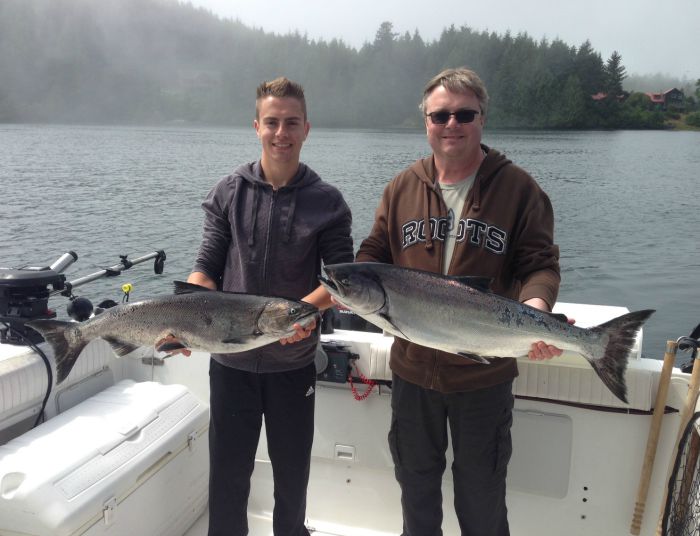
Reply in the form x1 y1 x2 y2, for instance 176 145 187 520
423 182 433 250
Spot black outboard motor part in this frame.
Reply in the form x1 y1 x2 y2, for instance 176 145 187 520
0 251 77 345
317 342 358 383
0 266 67 345
67 296 94 322
1 250 165 346
94 299 119 316
334 307 383 333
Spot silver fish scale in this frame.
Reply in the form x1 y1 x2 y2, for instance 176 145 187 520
375 266 604 360
71 292 297 354
322 262 652 402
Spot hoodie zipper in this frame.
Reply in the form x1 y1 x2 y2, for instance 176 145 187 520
254 188 277 372
261 189 277 293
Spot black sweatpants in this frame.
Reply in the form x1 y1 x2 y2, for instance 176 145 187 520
207 359 316 536
389 375 514 536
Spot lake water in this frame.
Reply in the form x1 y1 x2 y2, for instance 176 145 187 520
1 124 699 360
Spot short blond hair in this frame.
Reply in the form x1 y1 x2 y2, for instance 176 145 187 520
256 77 307 119
420 68 489 116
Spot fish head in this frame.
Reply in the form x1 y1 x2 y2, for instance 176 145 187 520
257 299 319 335
319 263 386 315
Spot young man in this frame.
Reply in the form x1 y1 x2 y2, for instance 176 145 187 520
189 77 353 536
356 68 562 535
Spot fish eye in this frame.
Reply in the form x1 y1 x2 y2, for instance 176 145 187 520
341 278 350 286
289 307 298 315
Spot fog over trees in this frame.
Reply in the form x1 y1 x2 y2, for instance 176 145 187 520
0 0 696 128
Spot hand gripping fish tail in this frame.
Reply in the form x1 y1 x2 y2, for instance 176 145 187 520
585 309 655 404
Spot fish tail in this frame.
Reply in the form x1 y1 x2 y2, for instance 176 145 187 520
26 319 89 385
587 309 655 403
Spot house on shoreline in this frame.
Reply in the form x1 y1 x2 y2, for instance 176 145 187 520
591 87 686 113
645 88 685 110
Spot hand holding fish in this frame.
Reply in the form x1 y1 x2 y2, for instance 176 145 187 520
279 317 317 345
155 334 192 357
523 297 575 361
528 341 563 360
278 286 335 344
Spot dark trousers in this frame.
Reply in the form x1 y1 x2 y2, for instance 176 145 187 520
389 375 514 536
208 359 316 536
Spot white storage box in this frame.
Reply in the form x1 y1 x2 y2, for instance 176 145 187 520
0 380 209 536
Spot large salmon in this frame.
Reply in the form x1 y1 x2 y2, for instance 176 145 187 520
319 262 654 403
27 281 318 384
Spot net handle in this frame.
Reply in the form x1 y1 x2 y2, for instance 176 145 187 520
656 345 700 535
629 340 676 534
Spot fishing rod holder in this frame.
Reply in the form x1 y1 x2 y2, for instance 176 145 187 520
53 250 166 298
0 250 166 346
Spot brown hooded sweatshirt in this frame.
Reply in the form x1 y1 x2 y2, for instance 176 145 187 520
356 145 560 393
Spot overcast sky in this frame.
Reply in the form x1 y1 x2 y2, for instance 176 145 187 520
185 0 698 79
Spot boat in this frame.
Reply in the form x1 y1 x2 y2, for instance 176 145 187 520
0 251 698 536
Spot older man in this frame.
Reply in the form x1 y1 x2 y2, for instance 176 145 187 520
356 67 562 535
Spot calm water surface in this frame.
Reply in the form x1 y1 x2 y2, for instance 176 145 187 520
1 124 699 360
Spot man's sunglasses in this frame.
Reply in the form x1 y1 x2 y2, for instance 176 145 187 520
425 109 480 125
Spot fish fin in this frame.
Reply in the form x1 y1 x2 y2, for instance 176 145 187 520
26 319 88 385
545 312 569 323
173 281 213 294
222 337 247 344
156 341 188 353
689 322 700 340
457 352 491 364
102 337 141 357
588 309 655 404
379 313 412 341
451 276 492 292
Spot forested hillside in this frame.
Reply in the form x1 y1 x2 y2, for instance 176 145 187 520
0 0 694 128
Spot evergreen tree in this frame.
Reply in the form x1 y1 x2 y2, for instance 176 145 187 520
374 21 398 49
574 40 605 96
555 75 587 128
604 51 627 96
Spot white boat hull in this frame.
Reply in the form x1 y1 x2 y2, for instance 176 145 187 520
0 302 693 536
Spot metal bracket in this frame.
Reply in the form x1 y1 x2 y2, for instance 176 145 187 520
103 497 117 526
141 356 166 366
187 431 197 452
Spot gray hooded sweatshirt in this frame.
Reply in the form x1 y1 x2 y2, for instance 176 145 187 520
193 161 353 372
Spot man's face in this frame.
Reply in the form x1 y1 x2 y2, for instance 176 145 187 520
254 96 310 165
423 86 484 162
